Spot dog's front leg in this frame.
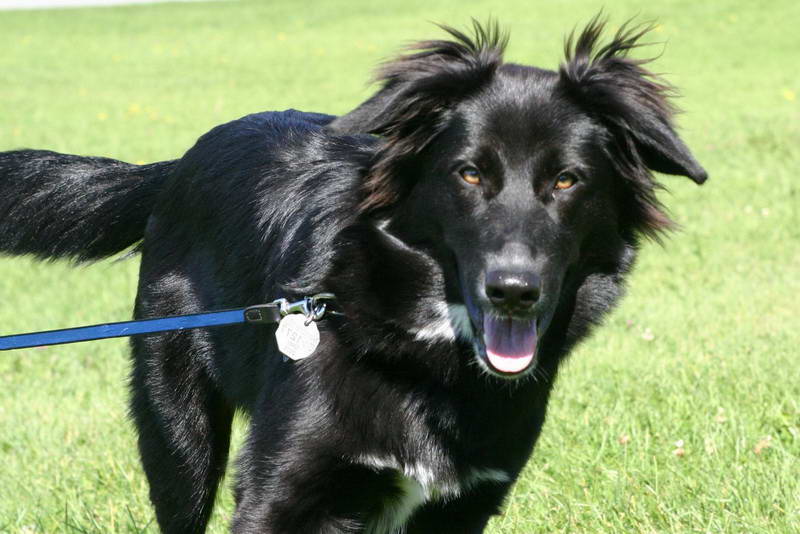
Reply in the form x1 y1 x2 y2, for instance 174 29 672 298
232 448 405 534
404 481 512 534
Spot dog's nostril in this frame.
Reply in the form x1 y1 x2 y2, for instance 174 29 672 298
520 289 540 305
488 287 506 302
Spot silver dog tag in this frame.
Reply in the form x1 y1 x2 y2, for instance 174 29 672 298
275 314 320 360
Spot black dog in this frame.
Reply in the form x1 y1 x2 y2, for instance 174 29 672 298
0 17 705 533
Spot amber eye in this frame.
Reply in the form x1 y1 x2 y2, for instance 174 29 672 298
554 173 577 191
459 167 481 185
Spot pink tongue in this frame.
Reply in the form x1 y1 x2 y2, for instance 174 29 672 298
483 316 537 374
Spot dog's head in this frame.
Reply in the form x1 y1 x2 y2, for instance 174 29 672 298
329 17 706 378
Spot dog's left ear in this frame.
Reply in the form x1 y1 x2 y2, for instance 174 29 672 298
559 16 707 185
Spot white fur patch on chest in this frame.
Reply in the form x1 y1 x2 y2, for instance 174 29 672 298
357 454 510 533
365 473 427 534
408 302 473 343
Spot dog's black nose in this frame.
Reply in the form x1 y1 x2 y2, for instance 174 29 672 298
485 270 541 313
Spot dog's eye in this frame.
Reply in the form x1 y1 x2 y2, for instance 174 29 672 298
554 173 577 191
459 167 481 185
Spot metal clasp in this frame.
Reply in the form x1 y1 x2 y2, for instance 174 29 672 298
244 293 337 326
276 293 336 325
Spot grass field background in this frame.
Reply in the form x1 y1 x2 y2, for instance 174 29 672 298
0 0 798 532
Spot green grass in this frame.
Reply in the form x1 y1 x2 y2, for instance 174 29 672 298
0 0 798 532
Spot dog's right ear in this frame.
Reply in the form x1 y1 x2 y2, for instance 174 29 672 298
329 22 506 136
328 21 507 211
326 79 406 135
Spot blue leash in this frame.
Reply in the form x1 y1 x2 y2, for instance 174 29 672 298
0 294 335 351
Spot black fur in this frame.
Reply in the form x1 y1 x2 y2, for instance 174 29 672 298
0 150 176 261
0 17 705 533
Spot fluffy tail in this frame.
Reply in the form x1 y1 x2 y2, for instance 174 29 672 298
0 149 176 262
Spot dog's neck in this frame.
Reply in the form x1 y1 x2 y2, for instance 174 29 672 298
325 218 456 341
322 215 637 387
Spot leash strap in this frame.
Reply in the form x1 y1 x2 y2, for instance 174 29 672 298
0 294 335 352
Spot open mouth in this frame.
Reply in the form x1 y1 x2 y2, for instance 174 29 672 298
479 315 538 376
453 262 541 378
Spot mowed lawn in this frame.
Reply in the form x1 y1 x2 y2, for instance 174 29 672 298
0 0 798 532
